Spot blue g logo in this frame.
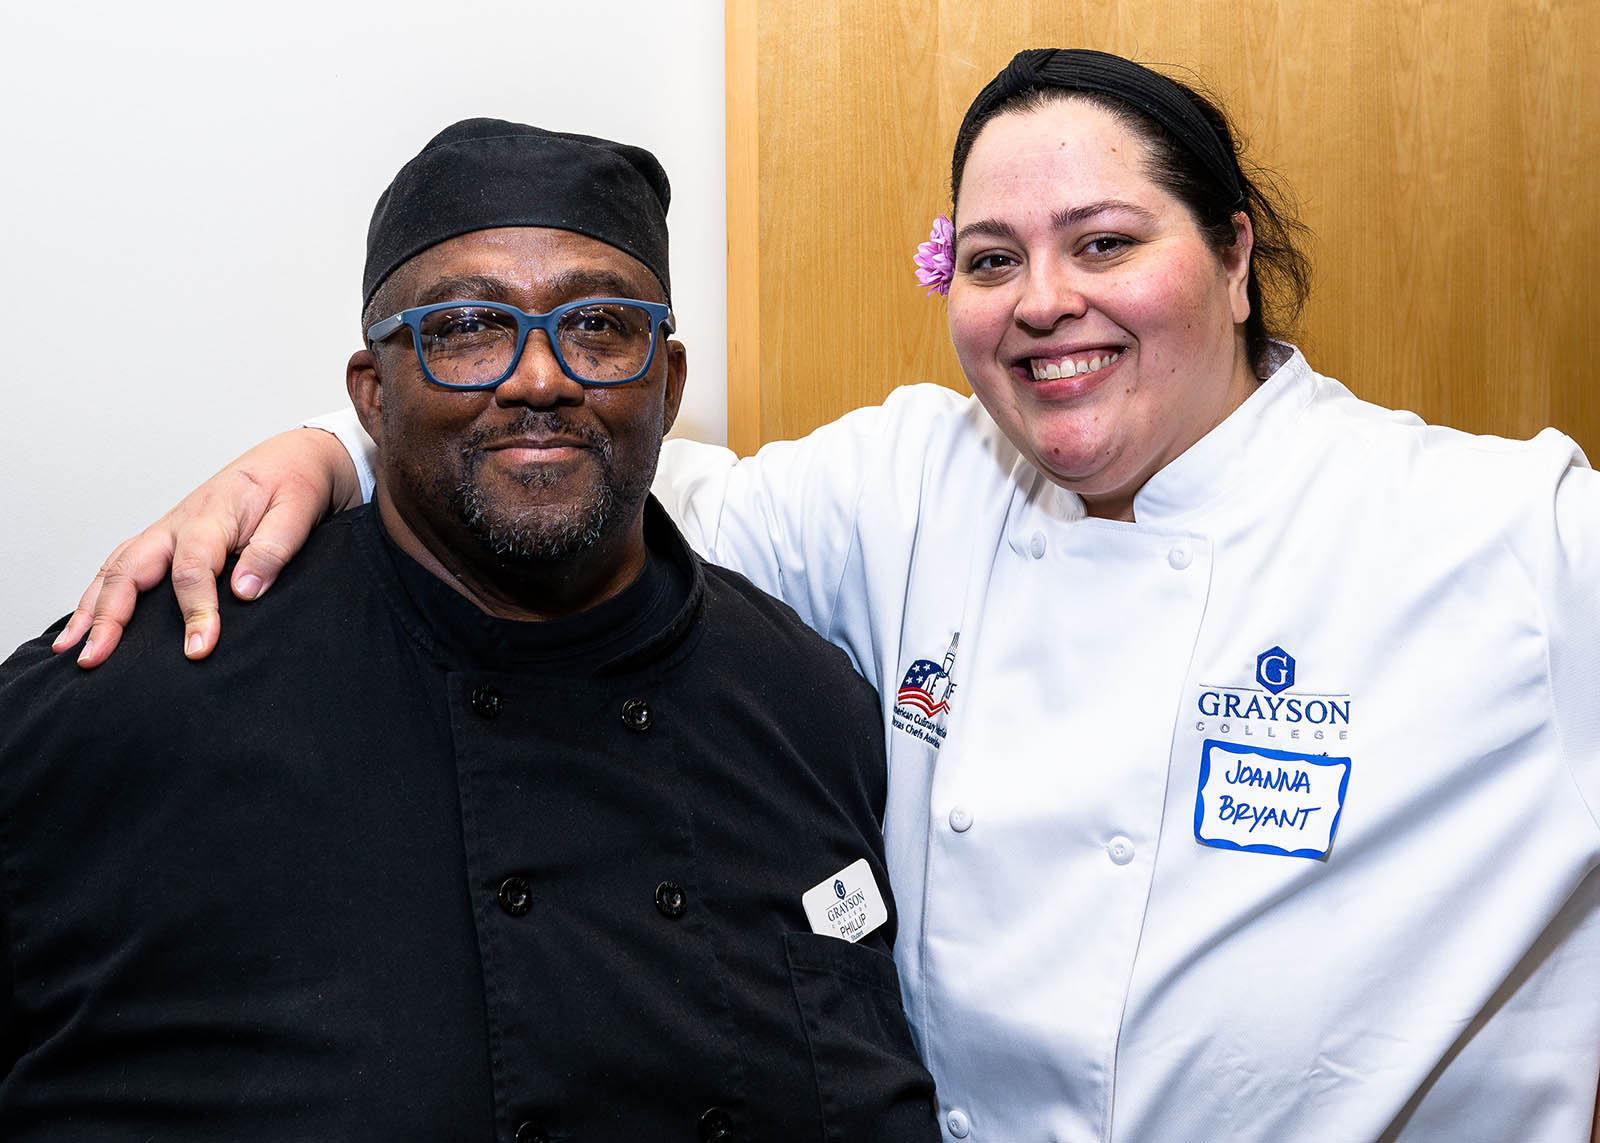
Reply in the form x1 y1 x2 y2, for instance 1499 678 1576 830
1256 647 1296 694
834 880 846 899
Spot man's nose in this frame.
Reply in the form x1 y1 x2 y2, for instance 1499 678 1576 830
494 330 584 407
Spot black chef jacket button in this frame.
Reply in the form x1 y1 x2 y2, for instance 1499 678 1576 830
620 697 651 731
498 876 532 917
698 1106 735 1141
655 879 687 918
471 685 502 719
513 1123 547 1143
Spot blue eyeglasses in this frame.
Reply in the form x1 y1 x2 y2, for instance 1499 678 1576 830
366 298 675 389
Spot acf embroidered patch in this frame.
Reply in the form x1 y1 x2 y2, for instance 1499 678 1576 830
891 633 958 750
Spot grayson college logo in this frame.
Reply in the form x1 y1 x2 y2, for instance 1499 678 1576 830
1194 645 1352 744
1256 646 1295 694
892 633 958 749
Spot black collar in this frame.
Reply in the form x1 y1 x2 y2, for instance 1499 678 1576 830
354 497 704 677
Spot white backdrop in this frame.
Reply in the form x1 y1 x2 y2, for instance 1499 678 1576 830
0 0 727 654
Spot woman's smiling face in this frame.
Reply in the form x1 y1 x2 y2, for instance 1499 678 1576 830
947 97 1258 520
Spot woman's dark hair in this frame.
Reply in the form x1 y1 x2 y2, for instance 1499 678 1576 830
949 62 1312 378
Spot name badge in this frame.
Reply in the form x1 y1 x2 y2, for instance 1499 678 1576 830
801 858 888 942
1194 740 1350 860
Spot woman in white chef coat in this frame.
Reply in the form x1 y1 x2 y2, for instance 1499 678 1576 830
54 48 1600 1143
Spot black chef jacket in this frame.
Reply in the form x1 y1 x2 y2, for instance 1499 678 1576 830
0 501 937 1142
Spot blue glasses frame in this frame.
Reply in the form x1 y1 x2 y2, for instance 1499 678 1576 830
365 298 676 389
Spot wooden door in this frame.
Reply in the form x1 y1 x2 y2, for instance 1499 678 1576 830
726 0 1599 456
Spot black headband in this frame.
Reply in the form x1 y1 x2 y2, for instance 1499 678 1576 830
957 48 1244 208
363 118 672 306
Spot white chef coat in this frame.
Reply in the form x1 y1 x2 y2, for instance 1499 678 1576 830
316 345 1600 1141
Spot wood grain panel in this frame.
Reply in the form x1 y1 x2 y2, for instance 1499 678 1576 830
726 0 1599 456
724 0 761 452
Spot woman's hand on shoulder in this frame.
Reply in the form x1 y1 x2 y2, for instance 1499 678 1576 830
53 427 362 668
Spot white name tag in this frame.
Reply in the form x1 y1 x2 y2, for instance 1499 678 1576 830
801 858 888 943
1194 740 1350 860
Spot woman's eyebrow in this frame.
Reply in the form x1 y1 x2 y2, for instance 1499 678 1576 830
1051 199 1159 228
954 218 1020 248
955 200 1160 248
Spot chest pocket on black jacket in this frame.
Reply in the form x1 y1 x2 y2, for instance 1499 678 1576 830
784 932 940 1141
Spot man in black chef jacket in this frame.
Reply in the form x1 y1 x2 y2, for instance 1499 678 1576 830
0 119 937 1143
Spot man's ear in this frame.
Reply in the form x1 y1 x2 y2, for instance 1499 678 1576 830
660 339 687 436
347 348 384 446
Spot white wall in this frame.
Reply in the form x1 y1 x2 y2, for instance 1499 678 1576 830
0 0 727 654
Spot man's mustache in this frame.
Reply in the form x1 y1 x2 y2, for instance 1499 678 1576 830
461 411 612 457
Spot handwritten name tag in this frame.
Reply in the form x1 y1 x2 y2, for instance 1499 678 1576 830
1194 740 1350 860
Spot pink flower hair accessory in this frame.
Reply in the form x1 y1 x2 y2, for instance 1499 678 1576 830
913 213 954 296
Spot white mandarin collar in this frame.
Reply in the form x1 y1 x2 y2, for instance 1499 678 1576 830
1130 343 1316 526
1003 447 1087 556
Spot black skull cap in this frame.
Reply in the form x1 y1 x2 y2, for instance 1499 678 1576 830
363 117 671 306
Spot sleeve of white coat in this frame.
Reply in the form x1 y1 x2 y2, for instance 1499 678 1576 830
653 384 971 642
652 423 873 638
303 407 377 505
1540 438 1600 831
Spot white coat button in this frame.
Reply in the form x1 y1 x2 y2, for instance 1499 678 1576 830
1167 543 1193 570
1029 531 1047 558
1107 835 1135 865
947 1108 971 1138
948 806 973 833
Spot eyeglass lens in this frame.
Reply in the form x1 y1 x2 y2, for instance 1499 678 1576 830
416 303 656 385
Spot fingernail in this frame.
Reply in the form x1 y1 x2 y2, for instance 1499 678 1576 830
236 573 263 600
78 637 95 663
185 632 203 658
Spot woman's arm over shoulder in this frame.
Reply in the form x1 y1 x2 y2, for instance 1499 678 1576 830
303 406 376 504
56 419 365 668
654 384 971 636
1539 438 1600 829
1542 444 1600 1143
